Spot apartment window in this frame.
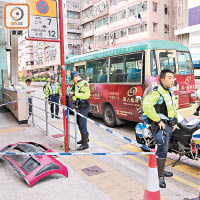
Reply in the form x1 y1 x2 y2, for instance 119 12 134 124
110 28 127 40
110 10 126 23
153 23 157 32
164 24 169 34
83 37 94 44
153 2 157 12
67 2 79 9
26 61 34 66
67 11 80 19
95 33 109 45
110 0 124 6
82 7 93 19
128 23 147 35
68 44 81 55
95 16 109 28
82 0 92 5
164 5 168 15
93 1 109 16
83 22 93 33
67 23 80 30
128 5 137 16
83 36 94 51
142 1 148 11
67 33 80 40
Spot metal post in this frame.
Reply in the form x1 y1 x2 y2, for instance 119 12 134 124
67 109 70 147
45 100 49 136
58 0 68 152
74 110 78 150
31 96 34 127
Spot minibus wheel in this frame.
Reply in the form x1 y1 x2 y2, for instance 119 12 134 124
103 105 116 127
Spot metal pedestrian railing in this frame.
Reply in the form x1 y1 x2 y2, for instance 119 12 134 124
29 96 78 150
1 91 151 152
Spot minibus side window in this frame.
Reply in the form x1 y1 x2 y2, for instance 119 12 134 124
86 59 108 83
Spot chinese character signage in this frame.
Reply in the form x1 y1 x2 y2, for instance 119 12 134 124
27 0 58 39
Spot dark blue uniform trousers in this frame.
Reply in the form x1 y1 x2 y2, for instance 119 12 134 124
156 124 172 158
50 95 59 116
77 106 89 135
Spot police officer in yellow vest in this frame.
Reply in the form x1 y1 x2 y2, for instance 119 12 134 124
71 71 90 150
143 70 177 188
45 76 62 118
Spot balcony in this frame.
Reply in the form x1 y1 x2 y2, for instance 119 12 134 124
82 46 95 53
68 48 81 55
82 30 94 38
92 8 109 21
81 15 94 25
67 29 81 34
67 38 81 45
81 0 93 11
94 25 109 36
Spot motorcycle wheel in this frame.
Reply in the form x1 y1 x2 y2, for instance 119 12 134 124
135 134 149 152
136 134 156 152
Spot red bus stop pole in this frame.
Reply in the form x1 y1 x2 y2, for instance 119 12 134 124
58 0 68 152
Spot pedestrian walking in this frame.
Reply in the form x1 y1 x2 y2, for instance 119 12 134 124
45 76 61 118
71 71 90 150
21 79 35 117
143 69 177 188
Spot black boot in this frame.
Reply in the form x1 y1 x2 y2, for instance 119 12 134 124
164 171 173 177
77 133 89 150
157 158 166 188
77 137 89 144
77 140 82 144
159 176 166 188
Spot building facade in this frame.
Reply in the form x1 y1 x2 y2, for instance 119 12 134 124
18 0 81 76
63 0 81 56
174 0 200 75
80 0 176 53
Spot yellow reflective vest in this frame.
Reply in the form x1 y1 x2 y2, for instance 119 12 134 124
143 85 177 122
45 82 61 98
72 79 90 101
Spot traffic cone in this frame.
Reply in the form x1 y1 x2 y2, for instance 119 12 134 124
144 149 160 200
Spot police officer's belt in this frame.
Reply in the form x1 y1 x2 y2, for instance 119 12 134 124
51 93 59 96
162 118 177 127
78 99 89 108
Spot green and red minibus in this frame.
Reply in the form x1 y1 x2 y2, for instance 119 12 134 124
65 40 195 127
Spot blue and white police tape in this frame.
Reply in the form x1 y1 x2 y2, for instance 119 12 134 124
64 105 150 152
0 151 154 156
0 99 23 108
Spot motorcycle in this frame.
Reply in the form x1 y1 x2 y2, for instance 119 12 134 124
135 112 200 166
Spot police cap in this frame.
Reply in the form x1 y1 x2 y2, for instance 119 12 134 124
71 71 80 80
50 75 55 80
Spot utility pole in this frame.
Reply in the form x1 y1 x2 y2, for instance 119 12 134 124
58 0 68 152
